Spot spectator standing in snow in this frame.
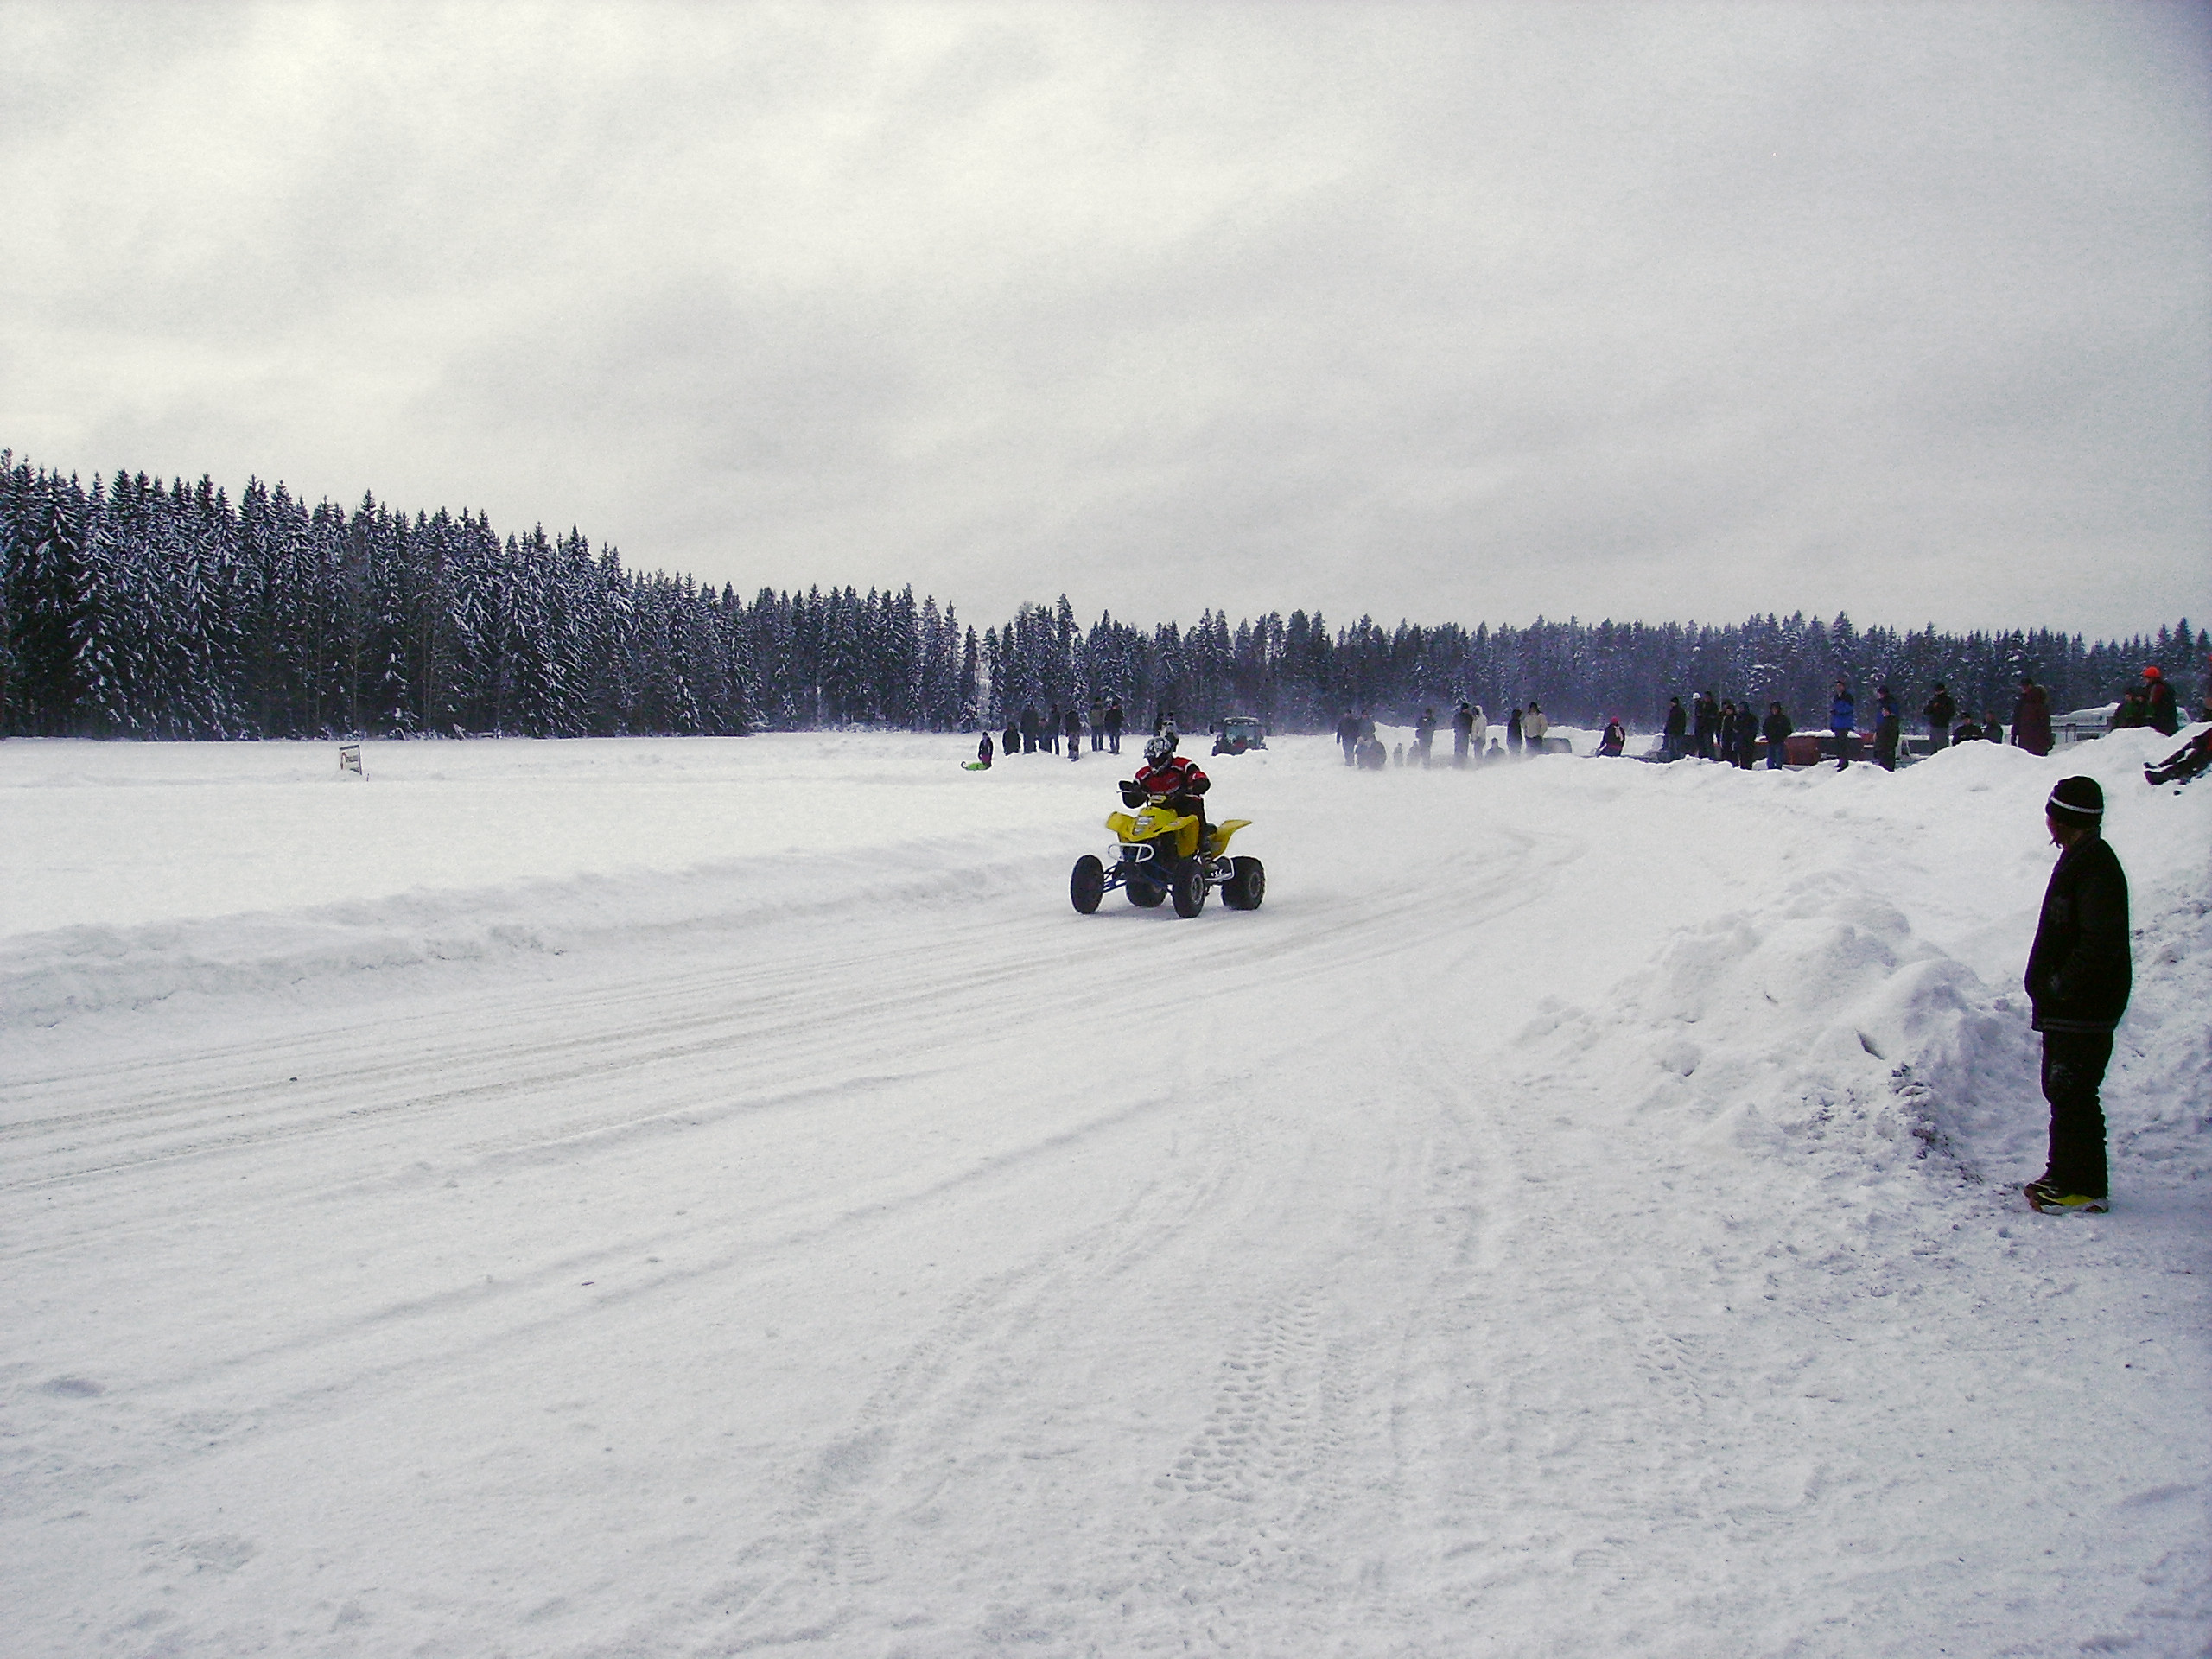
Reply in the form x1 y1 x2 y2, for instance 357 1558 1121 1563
1064 706 1082 760
1873 686 1901 771
976 732 994 768
1525 702 1549 754
1020 705 1039 755
1732 701 1760 769
1506 706 1524 755
1662 697 1687 761
1103 700 1124 755
1829 681 1857 770
1088 700 1104 752
1691 693 1719 760
1923 683 1956 753
1414 709 1438 766
1716 700 1738 766
1338 710 1360 766
2012 680 2053 756
2022 776 2130 1213
1763 701 1792 768
2140 666 2180 736
1452 702 1474 766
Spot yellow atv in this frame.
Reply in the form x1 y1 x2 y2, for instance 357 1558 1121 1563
1070 789 1263 917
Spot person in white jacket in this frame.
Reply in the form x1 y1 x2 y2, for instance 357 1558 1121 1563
1523 702 1549 754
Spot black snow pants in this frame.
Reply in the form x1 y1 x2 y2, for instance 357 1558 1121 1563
2040 1030 2113 1199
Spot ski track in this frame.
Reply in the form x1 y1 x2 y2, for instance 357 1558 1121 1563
3 732 2207 1657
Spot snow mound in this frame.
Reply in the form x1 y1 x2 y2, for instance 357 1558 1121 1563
1515 873 2042 1202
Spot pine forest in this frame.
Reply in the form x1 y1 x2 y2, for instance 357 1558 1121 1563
3 450 2202 742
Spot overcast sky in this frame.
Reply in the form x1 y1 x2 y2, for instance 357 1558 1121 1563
3 2 2206 640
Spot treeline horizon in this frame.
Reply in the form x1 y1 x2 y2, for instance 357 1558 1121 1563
3 448 2202 742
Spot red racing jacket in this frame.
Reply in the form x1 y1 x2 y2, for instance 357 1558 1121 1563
1134 753 1209 799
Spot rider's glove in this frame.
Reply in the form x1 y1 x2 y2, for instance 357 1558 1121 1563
1120 785 1146 807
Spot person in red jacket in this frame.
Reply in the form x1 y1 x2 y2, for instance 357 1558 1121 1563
1125 734 1212 858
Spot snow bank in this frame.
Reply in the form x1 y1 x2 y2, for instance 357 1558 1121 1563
1508 723 2212 1209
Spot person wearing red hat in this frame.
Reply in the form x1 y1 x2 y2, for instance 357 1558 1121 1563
2140 665 2179 736
2022 776 2131 1214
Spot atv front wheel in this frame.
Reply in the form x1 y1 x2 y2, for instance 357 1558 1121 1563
1071 855 1105 914
1223 855 1266 911
1171 863 1208 918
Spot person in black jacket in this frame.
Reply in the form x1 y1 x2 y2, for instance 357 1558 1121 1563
2141 666 2180 736
1923 683 1955 752
1762 701 1792 768
1662 697 1687 761
2022 776 2131 1213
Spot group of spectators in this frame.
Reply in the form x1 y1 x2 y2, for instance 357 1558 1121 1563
985 700 1128 765
1643 663 2195 772
1333 702 1553 768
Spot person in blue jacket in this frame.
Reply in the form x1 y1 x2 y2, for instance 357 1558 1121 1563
1829 680 1857 770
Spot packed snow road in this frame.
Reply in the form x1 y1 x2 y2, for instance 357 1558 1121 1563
3 730 2207 1656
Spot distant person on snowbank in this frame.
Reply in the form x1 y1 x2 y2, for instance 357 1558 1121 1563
1104 700 1124 755
1873 686 1901 772
1452 701 1475 766
1829 681 1857 770
1598 716 1625 756
2145 727 2212 789
976 732 994 768
1506 705 1523 755
1064 706 1082 760
1525 702 1548 755
2022 776 2130 1214
1002 715 1020 758
1338 709 1360 766
1923 683 1955 753
2012 679 2053 756
1762 701 1792 768
1691 693 1719 761
2141 665 2179 736
1662 697 1687 762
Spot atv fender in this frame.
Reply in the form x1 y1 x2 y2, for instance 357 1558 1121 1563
1205 818 1252 857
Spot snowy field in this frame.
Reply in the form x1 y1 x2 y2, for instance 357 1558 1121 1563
3 725 2208 1658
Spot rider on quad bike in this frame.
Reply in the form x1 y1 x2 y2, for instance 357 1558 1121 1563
1125 734 1210 855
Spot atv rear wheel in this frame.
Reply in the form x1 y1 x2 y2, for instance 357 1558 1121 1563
1223 855 1266 911
1070 855 1105 914
1171 862 1208 918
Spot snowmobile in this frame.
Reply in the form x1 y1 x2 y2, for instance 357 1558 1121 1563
1070 788 1264 918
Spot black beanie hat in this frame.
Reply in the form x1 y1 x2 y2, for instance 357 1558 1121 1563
2046 775 2104 827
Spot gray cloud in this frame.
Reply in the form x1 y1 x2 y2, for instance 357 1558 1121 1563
3 1 2204 639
